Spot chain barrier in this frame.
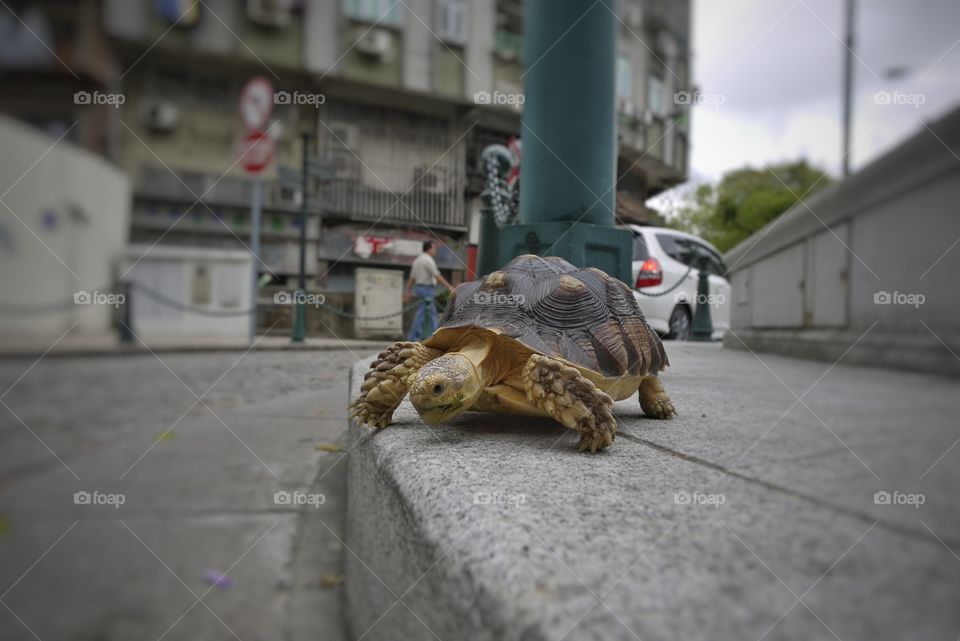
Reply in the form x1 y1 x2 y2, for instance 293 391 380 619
0 280 444 321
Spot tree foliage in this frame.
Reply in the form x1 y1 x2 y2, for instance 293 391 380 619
667 161 833 252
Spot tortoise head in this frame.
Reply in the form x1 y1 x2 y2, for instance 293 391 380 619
409 354 482 424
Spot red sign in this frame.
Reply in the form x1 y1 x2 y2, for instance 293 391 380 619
239 131 274 174
239 76 274 132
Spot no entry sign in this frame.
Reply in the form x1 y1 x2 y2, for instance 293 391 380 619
239 131 274 174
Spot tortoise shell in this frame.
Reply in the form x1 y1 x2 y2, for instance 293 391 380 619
432 254 668 378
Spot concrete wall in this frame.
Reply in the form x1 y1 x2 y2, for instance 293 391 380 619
723 105 960 377
0 115 130 336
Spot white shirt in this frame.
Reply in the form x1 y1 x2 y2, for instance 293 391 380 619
410 252 441 286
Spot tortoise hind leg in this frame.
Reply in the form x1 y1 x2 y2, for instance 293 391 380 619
349 341 441 429
638 375 676 419
521 354 616 453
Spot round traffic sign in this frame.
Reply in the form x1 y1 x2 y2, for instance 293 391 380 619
239 76 274 132
239 130 275 174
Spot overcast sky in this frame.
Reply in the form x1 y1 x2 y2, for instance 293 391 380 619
662 0 960 197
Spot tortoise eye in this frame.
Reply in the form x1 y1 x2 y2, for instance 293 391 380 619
432 383 445 396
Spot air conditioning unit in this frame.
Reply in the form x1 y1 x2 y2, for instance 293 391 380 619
143 101 179 131
414 167 449 194
618 98 636 118
247 0 291 28
266 181 302 209
326 121 358 150
356 28 392 58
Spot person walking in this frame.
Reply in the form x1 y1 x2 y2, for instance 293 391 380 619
404 241 453 341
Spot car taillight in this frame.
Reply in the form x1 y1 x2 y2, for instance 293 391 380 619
635 257 663 288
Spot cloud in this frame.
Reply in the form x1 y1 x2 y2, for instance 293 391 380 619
678 0 960 185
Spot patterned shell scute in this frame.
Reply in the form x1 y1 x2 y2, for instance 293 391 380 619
438 255 668 377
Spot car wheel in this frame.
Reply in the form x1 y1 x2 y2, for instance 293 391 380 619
667 305 691 341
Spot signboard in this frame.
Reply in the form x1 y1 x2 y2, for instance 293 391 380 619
238 76 274 132
239 131 274 174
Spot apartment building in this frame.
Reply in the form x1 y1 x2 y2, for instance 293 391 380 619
0 0 690 295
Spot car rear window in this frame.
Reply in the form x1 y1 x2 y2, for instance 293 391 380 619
655 233 696 265
632 234 649 261
656 233 729 276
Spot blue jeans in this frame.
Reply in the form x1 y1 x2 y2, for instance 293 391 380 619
408 284 438 341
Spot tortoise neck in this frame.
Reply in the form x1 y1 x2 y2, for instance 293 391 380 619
449 333 499 396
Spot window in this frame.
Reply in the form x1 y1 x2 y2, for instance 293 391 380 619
632 233 649 261
693 242 727 275
616 55 632 101
646 73 664 116
646 118 664 159
342 0 403 27
674 135 687 174
658 234 726 274
438 0 467 44
656 234 695 265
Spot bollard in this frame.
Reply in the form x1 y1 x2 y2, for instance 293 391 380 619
119 281 134 344
291 289 307 343
690 257 714 342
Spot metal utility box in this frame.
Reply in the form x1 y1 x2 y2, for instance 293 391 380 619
121 245 252 338
354 268 404 339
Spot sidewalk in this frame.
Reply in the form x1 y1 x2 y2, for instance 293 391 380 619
346 341 960 641
0 349 376 641
0 333 390 359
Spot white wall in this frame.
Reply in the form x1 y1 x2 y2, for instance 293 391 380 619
723 106 960 375
0 116 130 336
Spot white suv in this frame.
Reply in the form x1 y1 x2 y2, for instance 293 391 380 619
626 225 730 340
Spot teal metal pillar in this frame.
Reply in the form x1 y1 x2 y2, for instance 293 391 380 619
498 0 633 282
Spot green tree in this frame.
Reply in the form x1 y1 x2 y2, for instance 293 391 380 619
668 161 832 252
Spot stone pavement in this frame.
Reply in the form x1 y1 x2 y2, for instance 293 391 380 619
0 349 373 641
346 342 960 641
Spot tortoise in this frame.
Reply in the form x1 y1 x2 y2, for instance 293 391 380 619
349 254 675 452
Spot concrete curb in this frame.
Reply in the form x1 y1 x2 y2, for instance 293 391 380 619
344 346 960 640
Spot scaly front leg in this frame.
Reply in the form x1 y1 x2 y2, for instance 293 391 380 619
521 354 616 452
349 342 441 429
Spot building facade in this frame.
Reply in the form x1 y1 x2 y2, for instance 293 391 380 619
1 0 691 333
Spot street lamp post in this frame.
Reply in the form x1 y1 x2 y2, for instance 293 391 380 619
494 0 634 283
841 0 855 177
291 132 310 343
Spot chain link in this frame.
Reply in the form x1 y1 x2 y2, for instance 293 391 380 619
0 281 444 321
633 262 698 297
